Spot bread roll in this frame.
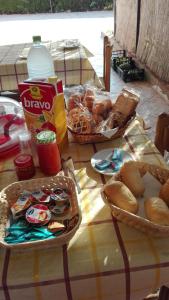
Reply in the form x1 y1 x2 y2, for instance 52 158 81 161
104 180 138 214
92 103 105 115
83 95 94 112
144 197 169 226
159 178 169 206
120 161 145 197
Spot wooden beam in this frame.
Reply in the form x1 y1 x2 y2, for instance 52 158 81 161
114 0 116 36
136 0 141 50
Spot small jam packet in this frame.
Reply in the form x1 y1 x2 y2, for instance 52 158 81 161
42 188 52 195
53 187 70 197
26 204 51 225
64 214 79 232
48 221 65 233
50 188 70 206
31 189 51 203
11 190 34 217
53 187 64 195
95 160 111 171
51 203 70 216
31 190 46 201
38 195 51 203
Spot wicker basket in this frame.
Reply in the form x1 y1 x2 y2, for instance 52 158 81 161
68 112 136 144
0 176 81 249
101 161 169 237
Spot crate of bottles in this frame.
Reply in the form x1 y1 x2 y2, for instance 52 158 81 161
117 62 144 82
111 50 128 71
111 49 145 82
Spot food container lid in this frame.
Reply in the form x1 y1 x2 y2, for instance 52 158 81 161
0 97 25 159
48 76 58 84
36 130 56 144
26 204 51 225
14 154 33 167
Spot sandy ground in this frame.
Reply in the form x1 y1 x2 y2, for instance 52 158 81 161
0 11 113 55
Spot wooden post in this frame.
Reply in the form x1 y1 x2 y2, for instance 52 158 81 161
103 35 108 87
163 126 169 152
114 0 116 36
103 35 113 92
154 113 169 156
136 0 141 50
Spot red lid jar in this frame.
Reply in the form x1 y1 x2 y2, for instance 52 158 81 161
36 130 61 176
14 154 35 180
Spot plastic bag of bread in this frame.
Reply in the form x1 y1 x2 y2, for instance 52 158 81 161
68 107 95 134
114 88 139 118
66 84 116 134
66 84 139 137
64 84 86 111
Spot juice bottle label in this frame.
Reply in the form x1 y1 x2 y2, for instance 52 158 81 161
18 81 67 145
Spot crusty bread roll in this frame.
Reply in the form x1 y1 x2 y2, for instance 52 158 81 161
120 161 145 197
159 178 169 206
104 180 138 214
144 197 169 226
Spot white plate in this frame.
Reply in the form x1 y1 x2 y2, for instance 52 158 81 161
91 148 133 176
59 39 80 49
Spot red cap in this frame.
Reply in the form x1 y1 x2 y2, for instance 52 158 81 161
14 154 33 167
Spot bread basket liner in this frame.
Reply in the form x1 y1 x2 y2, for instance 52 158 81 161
68 112 136 144
101 161 169 237
0 176 82 249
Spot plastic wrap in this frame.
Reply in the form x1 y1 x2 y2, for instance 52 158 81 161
65 84 140 138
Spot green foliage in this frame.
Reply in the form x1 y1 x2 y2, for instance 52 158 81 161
0 0 113 14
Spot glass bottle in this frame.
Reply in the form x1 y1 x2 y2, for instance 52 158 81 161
36 130 61 176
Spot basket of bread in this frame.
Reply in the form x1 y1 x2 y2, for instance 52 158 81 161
101 161 169 237
66 85 139 144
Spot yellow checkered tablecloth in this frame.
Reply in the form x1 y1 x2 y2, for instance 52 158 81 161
0 119 169 300
0 40 102 92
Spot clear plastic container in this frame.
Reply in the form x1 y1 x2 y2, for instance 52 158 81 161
27 36 55 79
0 97 25 159
18 130 32 154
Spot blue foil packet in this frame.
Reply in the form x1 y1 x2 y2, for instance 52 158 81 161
109 148 123 162
4 218 57 244
95 160 111 171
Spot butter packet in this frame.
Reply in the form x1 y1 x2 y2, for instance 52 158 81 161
11 190 34 218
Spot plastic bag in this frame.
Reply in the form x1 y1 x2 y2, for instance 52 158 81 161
66 85 139 137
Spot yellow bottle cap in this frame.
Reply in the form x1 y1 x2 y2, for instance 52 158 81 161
48 76 58 84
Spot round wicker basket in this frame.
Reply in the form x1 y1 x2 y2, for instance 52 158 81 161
101 161 169 237
0 176 81 249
